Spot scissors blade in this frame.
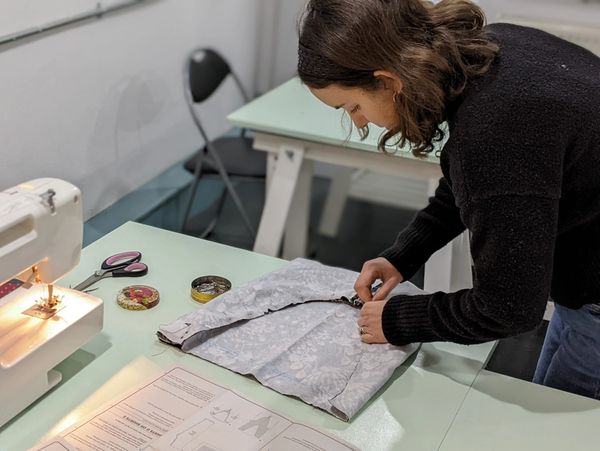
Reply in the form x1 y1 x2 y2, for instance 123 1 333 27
72 271 107 291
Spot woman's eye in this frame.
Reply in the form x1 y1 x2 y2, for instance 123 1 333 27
350 105 360 114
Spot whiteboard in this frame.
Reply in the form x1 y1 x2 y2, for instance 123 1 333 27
0 0 124 38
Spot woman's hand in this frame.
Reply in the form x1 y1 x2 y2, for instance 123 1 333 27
354 257 403 302
358 300 388 343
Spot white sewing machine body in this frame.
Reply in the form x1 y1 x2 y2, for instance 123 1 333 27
0 178 103 427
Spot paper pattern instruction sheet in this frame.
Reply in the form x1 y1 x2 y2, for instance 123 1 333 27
32 366 358 451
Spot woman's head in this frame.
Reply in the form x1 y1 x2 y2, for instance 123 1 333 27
298 0 498 156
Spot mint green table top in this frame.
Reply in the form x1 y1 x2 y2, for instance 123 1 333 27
0 222 493 451
228 77 440 164
438 370 600 451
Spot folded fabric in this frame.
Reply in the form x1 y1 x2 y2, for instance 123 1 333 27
157 258 422 421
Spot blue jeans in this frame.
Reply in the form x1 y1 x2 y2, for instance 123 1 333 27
533 303 600 399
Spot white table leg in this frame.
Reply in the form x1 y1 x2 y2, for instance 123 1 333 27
423 178 473 293
253 144 305 256
265 152 278 192
317 167 354 237
283 159 313 259
424 230 473 292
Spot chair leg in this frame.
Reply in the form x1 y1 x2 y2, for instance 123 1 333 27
180 149 206 233
199 188 227 239
199 216 218 239
204 142 256 237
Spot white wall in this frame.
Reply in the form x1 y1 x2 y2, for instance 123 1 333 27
477 0 600 26
258 0 600 95
0 0 260 219
254 0 305 94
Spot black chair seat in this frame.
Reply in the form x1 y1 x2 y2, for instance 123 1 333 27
184 136 266 178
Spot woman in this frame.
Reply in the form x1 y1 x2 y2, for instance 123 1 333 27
297 0 600 399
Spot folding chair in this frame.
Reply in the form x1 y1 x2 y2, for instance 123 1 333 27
180 48 266 237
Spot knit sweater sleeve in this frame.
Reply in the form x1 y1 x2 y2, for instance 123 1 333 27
379 176 466 281
380 70 566 345
381 193 559 345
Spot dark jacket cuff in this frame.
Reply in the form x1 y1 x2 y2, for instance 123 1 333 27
382 294 441 345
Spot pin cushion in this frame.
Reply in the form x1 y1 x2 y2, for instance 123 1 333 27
117 285 160 310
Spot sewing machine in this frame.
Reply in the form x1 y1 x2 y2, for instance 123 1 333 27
0 178 103 427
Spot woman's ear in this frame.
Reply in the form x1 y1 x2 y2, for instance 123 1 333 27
373 70 403 93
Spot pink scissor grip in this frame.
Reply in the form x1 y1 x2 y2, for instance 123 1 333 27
111 262 148 278
124 262 146 272
105 251 141 267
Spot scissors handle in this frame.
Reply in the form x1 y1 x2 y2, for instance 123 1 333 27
111 262 148 277
101 251 142 270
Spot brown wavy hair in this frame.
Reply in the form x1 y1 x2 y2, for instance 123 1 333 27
297 0 499 157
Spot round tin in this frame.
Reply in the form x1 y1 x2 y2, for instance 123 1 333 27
117 285 160 310
191 276 231 303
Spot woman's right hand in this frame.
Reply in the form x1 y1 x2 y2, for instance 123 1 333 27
354 257 403 302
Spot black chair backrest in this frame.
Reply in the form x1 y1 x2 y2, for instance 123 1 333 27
188 49 231 103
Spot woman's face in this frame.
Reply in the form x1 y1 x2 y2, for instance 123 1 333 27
309 83 398 130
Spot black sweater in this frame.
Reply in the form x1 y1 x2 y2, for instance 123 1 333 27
379 23 600 345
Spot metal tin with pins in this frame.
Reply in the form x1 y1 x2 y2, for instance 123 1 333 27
191 276 232 303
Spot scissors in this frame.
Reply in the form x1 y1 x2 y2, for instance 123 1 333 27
73 251 148 292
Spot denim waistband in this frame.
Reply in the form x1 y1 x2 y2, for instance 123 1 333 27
555 303 600 337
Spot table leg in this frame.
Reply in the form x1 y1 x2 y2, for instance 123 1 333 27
423 178 473 293
317 167 354 237
424 230 473 292
283 159 313 259
253 144 305 256
265 152 278 192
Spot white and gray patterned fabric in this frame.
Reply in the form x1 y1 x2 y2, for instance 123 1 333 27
157 258 421 421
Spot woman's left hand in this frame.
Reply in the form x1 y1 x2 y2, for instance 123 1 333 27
358 301 388 344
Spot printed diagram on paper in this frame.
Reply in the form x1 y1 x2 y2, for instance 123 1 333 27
155 392 299 451
31 366 357 451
